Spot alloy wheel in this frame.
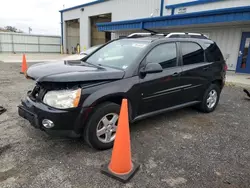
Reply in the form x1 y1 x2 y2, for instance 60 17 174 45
206 89 218 109
96 113 119 143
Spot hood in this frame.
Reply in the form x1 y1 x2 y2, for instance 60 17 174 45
62 54 86 61
27 60 125 83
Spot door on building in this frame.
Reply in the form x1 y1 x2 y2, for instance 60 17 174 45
65 19 80 54
236 32 250 74
90 14 111 46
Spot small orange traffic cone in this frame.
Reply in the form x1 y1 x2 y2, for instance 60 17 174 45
20 54 27 74
101 99 140 183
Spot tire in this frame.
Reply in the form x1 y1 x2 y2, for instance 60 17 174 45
84 102 120 150
197 84 221 113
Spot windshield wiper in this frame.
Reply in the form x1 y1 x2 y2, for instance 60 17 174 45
97 64 124 70
82 61 104 69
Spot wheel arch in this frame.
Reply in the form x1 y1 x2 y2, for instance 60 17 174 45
212 79 223 90
91 94 134 121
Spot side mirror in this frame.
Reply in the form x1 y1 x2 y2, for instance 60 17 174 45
140 63 163 75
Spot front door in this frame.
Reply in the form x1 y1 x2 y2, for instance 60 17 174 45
137 42 182 116
236 32 250 74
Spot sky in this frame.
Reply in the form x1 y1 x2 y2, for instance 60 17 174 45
0 0 93 35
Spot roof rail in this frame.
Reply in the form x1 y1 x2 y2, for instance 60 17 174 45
127 32 165 38
128 33 152 37
166 32 209 39
127 32 209 39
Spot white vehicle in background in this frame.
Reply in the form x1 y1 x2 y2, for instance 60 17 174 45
63 45 102 61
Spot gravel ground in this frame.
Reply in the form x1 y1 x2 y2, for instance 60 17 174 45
0 62 250 188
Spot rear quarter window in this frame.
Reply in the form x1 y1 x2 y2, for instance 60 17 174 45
204 42 224 62
180 42 205 65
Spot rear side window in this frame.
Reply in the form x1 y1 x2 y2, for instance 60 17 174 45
146 43 177 69
204 43 224 62
180 42 204 65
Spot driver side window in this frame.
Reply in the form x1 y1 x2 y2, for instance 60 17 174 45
146 43 177 69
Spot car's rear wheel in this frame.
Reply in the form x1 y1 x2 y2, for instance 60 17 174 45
198 84 220 113
84 102 120 150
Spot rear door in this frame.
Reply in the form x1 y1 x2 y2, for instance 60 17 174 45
137 42 182 115
178 42 211 103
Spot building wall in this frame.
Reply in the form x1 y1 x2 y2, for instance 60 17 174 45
164 0 250 15
90 16 111 46
62 0 161 50
0 32 61 53
61 0 250 71
62 0 161 22
180 25 248 71
108 0 250 71
62 0 250 50
185 0 250 14
65 20 80 54
113 24 250 71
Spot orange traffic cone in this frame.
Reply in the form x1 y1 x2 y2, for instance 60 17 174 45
101 99 140 183
20 54 27 74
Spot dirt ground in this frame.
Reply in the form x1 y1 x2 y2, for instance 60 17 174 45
0 62 250 188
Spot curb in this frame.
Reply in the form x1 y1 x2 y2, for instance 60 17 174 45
225 81 250 88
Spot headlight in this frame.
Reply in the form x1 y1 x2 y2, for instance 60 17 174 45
43 88 81 109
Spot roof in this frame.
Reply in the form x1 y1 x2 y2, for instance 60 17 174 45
59 0 108 13
96 6 250 32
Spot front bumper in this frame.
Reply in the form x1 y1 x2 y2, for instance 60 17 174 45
18 97 89 138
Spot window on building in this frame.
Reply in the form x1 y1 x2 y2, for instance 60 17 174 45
146 43 177 69
181 42 204 65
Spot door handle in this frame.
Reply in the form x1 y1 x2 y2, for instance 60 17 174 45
239 51 243 57
203 67 209 71
172 72 179 76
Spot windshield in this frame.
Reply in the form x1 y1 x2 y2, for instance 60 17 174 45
80 45 102 55
86 39 149 69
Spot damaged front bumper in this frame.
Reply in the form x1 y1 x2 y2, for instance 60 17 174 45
18 96 87 138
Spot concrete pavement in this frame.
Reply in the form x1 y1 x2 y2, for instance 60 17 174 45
226 71 250 87
0 53 70 63
1 63 250 188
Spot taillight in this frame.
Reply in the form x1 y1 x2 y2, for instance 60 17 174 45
224 64 228 71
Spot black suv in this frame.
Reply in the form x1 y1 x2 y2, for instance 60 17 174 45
18 32 226 150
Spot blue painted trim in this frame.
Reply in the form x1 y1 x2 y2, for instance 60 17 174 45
236 32 250 73
60 12 63 46
140 22 144 29
59 0 107 13
165 0 224 9
96 6 250 31
160 0 164 16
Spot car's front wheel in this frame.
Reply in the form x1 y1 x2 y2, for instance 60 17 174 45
84 102 120 150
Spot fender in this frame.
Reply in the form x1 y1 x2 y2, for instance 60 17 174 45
74 77 138 133
81 76 140 109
